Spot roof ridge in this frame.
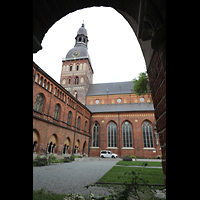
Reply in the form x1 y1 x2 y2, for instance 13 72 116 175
91 81 132 85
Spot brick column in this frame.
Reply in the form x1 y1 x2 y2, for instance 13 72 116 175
147 37 166 186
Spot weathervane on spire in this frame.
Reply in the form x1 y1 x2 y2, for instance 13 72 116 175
82 20 85 27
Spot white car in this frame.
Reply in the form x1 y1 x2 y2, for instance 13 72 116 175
100 150 118 158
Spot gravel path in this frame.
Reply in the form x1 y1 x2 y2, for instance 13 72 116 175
33 157 121 196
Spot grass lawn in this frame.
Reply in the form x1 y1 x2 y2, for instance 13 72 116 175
98 166 165 185
33 189 66 200
116 161 162 167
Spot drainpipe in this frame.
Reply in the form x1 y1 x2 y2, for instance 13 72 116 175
118 112 121 157
88 114 92 156
72 102 78 155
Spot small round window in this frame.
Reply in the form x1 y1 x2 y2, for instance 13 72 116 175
140 97 144 102
95 99 99 104
117 98 121 103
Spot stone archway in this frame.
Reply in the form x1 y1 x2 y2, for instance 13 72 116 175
47 134 58 154
82 141 87 155
74 139 80 154
63 137 71 154
33 0 166 186
33 129 40 153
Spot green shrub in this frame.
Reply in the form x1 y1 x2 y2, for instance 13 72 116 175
49 154 56 163
131 155 137 159
70 155 75 161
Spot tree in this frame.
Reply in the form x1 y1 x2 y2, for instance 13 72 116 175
132 72 150 97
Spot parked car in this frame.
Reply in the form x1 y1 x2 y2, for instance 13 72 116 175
100 150 118 158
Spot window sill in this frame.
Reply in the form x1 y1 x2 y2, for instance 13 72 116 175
106 147 118 149
122 147 135 150
90 147 100 149
143 148 156 150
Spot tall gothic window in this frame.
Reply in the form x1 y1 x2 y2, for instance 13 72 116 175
34 93 44 113
122 121 133 147
92 122 99 147
142 121 154 148
107 122 117 147
75 76 79 85
77 116 81 129
67 111 72 125
54 104 60 120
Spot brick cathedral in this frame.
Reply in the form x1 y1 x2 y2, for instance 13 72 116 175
33 23 161 158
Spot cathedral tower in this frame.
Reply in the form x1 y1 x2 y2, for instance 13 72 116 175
60 23 94 105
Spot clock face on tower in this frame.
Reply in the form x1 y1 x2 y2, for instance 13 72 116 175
72 51 80 57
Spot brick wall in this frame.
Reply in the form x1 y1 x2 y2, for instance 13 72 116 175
33 62 91 155
147 42 166 186
86 93 152 105
90 111 161 158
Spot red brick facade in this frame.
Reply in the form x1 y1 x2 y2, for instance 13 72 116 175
89 112 161 158
33 62 91 156
33 61 161 158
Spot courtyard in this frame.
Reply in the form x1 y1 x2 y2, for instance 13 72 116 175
33 157 165 199
33 157 120 196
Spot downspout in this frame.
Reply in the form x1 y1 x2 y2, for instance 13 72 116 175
118 112 121 157
88 114 92 156
72 102 78 155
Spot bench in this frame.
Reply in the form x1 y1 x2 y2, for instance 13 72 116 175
37 158 47 166
64 157 70 162
123 157 132 161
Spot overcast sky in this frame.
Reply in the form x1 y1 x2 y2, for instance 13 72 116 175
33 7 146 84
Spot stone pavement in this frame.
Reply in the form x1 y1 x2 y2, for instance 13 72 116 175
33 157 120 196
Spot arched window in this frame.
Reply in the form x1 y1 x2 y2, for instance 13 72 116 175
122 121 133 147
54 104 60 120
39 77 43 85
46 82 49 90
70 66 72 71
107 122 117 147
35 73 39 83
77 116 81 129
74 91 78 99
92 122 99 147
68 78 71 85
42 79 46 87
63 65 66 72
76 65 79 71
67 111 72 125
34 93 44 113
75 76 79 85
142 121 154 148
62 79 66 84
